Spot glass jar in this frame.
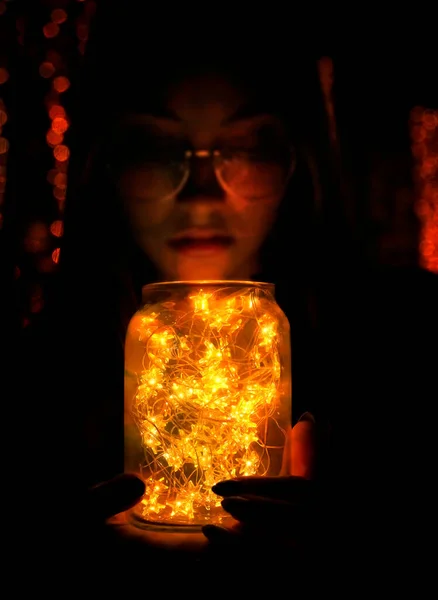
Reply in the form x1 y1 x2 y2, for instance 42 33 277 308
124 280 291 531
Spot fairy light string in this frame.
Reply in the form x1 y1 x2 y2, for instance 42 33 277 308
127 285 288 526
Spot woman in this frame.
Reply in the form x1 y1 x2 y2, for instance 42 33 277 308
17 6 437 587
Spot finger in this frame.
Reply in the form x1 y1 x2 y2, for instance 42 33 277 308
212 475 313 502
87 473 145 522
288 415 317 478
202 522 244 544
220 495 300 527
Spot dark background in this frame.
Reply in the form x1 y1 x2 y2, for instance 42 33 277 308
1 1 437 336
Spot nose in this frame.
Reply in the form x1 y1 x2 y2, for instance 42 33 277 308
177 152 224 203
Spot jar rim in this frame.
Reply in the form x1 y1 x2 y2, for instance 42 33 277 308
142 280 275 294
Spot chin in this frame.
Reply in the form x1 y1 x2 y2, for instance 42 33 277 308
165 252 231 282
176 265 227 281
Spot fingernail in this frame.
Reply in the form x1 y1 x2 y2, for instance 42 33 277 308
298 411 316 423
108 473 146 498
211 480 240 496
221 496 248 516
202 524 236 543
90 474 145 506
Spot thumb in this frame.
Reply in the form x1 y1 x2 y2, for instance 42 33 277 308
281 413 316 479
87 473 145 522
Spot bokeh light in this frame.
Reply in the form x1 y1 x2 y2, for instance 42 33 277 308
51 9 68 24
49 105 66 120
53 144 70 162
53 76 70 93
39 61 56 78
50 220 64 238
0 67 9 84
0 137 9 154
46 130 64 147
52 248 61 264
51 117 69 134
43 22 60 39
410 107 438 274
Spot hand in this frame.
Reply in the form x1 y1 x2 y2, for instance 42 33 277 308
86 472 146 525
84 473 209 575
201 414 328 550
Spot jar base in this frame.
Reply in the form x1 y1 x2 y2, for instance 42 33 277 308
127 509 208 533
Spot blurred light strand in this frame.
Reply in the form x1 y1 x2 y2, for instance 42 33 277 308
410 107 438 274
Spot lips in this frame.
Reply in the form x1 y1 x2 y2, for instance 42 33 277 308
168 233 234 254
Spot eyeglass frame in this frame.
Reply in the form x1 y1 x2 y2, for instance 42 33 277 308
106 144 296 202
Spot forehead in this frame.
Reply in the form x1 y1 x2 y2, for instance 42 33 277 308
116 72 287 147
166 73 247 124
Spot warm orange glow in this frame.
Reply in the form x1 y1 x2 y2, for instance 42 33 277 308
53 76 70 93
125 283 291 527
0 109 7 126
51 8 67 24
53 145 70 162
46 130 63 147
39 62 55 79
50 220 64 237
0 68 9 85
43 23 59 38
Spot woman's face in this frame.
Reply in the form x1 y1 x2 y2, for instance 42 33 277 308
114 73 292 281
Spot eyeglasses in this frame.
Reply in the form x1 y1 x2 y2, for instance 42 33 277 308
109 143 295 202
